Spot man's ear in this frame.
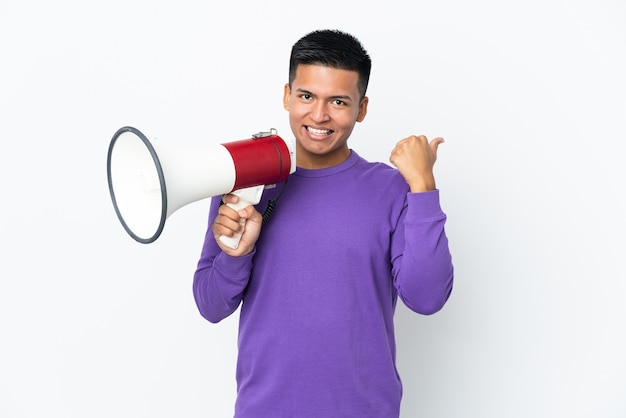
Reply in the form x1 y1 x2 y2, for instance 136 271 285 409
356 96 369 122
283 84 291 111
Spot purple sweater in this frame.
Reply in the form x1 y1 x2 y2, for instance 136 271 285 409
193 151 454 417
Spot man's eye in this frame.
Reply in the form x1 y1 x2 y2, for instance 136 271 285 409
333 99 345 106
300 94 312 100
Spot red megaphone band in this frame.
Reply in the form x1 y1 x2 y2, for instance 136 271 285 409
223 134 292 190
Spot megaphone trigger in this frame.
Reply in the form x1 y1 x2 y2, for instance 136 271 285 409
218 185 265 249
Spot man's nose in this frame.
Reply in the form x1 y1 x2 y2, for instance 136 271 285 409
309 101 330 122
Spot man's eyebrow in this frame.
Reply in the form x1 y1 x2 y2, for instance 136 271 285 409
294 88 354 101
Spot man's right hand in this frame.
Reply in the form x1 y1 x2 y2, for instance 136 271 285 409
212 193 262 256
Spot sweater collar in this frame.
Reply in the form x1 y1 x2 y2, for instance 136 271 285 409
294 150 360 178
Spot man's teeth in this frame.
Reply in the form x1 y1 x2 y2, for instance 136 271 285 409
307 127 331 135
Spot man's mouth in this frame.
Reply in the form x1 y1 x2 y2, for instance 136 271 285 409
306 126 333 136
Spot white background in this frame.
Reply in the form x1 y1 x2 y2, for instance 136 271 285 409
1 1 625 417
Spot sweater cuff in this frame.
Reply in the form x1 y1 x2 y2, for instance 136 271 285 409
213 248 256 279
405 189 444 221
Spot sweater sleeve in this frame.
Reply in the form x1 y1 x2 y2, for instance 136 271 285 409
192 196 254 323
392 190 454 315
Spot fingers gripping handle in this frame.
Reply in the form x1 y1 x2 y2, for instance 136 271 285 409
218 185 264 249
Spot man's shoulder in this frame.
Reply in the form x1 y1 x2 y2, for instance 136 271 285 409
353 153 404 177
351 154 408 192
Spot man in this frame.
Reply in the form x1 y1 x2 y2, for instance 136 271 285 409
193 29 454 417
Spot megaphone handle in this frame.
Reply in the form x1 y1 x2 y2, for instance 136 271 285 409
218 185 264 249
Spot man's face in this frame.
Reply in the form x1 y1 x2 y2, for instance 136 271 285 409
283 64 368 169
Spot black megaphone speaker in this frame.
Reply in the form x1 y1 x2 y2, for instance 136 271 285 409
106 126 296 247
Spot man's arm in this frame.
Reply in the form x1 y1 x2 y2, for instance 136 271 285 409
192 196 259 323
389 135 453 314
393 190 454 315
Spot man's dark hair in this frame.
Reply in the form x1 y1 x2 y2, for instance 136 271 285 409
288 29 372 99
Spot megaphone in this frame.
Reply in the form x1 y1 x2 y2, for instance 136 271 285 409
106 126 296 247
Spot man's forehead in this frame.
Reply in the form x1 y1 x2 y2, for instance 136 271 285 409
292 64 360 95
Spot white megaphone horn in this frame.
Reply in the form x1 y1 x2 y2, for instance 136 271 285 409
106 126 296 247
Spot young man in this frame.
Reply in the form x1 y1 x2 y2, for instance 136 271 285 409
193 29 454 417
